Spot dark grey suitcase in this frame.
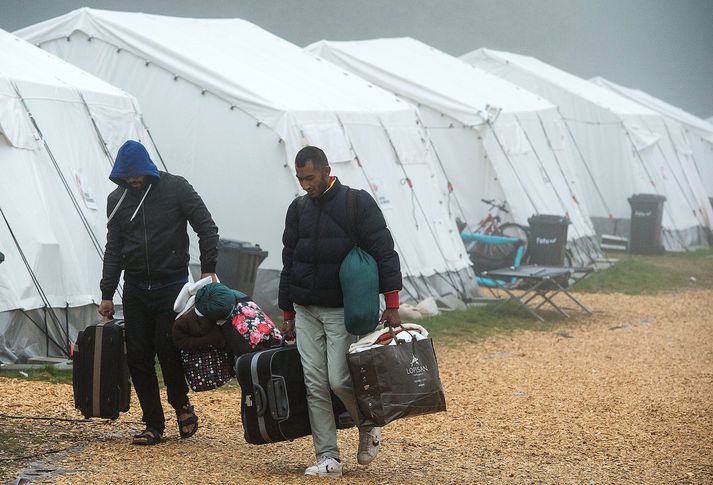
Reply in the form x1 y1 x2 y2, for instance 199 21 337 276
236 343 353 444
72 319 131 419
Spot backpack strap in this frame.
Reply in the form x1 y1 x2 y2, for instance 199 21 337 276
346 188 359 246
299 189 360 245
295 194 308 222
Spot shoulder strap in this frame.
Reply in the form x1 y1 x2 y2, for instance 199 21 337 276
310 188 360 245
295 195 308 222
347 188 358 245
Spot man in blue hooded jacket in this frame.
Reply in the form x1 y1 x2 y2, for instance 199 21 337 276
98 140 219 445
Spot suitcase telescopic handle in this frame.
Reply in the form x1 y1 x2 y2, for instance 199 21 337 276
253 383 267 417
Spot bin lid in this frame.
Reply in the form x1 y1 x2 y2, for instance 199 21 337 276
218 238 266 252
628 193 667 203
527 214 570 225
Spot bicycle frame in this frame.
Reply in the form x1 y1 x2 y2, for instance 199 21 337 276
472 199 508 235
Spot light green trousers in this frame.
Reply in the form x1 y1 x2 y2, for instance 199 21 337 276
295 304 361 461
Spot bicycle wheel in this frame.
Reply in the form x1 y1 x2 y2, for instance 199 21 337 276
497 223 530 256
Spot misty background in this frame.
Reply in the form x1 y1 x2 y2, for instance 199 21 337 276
1 0 712 118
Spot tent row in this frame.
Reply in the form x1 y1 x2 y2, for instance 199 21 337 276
16 9 479 315
463 49 713 250
2 8 711 362
590 76 713 200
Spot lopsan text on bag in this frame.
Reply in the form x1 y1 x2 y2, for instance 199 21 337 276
347 327 446 426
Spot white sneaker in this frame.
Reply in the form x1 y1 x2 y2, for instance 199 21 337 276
304 456 343 477
357 427 381 466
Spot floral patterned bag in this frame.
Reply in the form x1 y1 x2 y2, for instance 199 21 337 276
181 348 233 392
221 299 282 357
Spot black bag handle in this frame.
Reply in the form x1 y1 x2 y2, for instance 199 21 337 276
383 324 418 345
253 383 267 417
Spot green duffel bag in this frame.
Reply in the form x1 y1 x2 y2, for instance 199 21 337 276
340 244 380 335
195 282 247 321
339 190 380 336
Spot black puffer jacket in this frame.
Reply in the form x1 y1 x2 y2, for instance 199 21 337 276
100 172 219 299
278 178 401 311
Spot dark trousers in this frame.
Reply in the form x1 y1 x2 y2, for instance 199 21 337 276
123 282 188 434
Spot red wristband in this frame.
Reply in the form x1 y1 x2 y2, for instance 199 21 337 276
384 291 399 309
283 310 296 321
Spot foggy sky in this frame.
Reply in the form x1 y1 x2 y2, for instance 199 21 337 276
2 0 712 117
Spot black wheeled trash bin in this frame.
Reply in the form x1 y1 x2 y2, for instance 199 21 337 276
215 239 268 296
527 214 570 266
627 194 666 255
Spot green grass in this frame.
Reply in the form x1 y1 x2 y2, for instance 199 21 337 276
0 365 73 385
575 248 713 295
422 301 565 344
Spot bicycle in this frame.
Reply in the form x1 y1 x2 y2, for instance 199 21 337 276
457 199 530 252
457 199 531 274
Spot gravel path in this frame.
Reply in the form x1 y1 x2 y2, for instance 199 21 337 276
2 289 711 484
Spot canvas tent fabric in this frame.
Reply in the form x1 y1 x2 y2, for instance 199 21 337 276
0 28 157 363
17 8 477 312
591 77 713 199
463 49 713 251
308 38 602 267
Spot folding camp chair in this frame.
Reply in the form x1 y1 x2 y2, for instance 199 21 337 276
482 265 593 321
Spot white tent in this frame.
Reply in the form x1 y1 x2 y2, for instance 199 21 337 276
463 48 713 250
592 77 713 200
308 38 602 266
17 9 476 312
0 28 157 362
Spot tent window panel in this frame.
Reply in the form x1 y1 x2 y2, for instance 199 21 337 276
540 118 567 151
493 121 531 156
383 125 429 165
0 95 41 150
299 123 353 163
623 123 661 152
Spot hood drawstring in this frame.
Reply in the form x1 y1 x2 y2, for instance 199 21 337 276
130 184 152 222
107 189 128 224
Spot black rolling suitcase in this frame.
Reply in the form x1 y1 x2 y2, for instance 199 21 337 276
236 343 353 444
72 318 131 419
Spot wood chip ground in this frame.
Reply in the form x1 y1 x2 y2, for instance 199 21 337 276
2 289 711 484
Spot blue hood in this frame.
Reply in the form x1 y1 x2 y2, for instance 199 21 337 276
110 140 160 188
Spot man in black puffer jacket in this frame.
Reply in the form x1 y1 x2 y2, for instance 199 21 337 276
98 140 218 445
279 146 402 477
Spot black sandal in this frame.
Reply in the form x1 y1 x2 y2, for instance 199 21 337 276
177 404 198 439
132 427 162 445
